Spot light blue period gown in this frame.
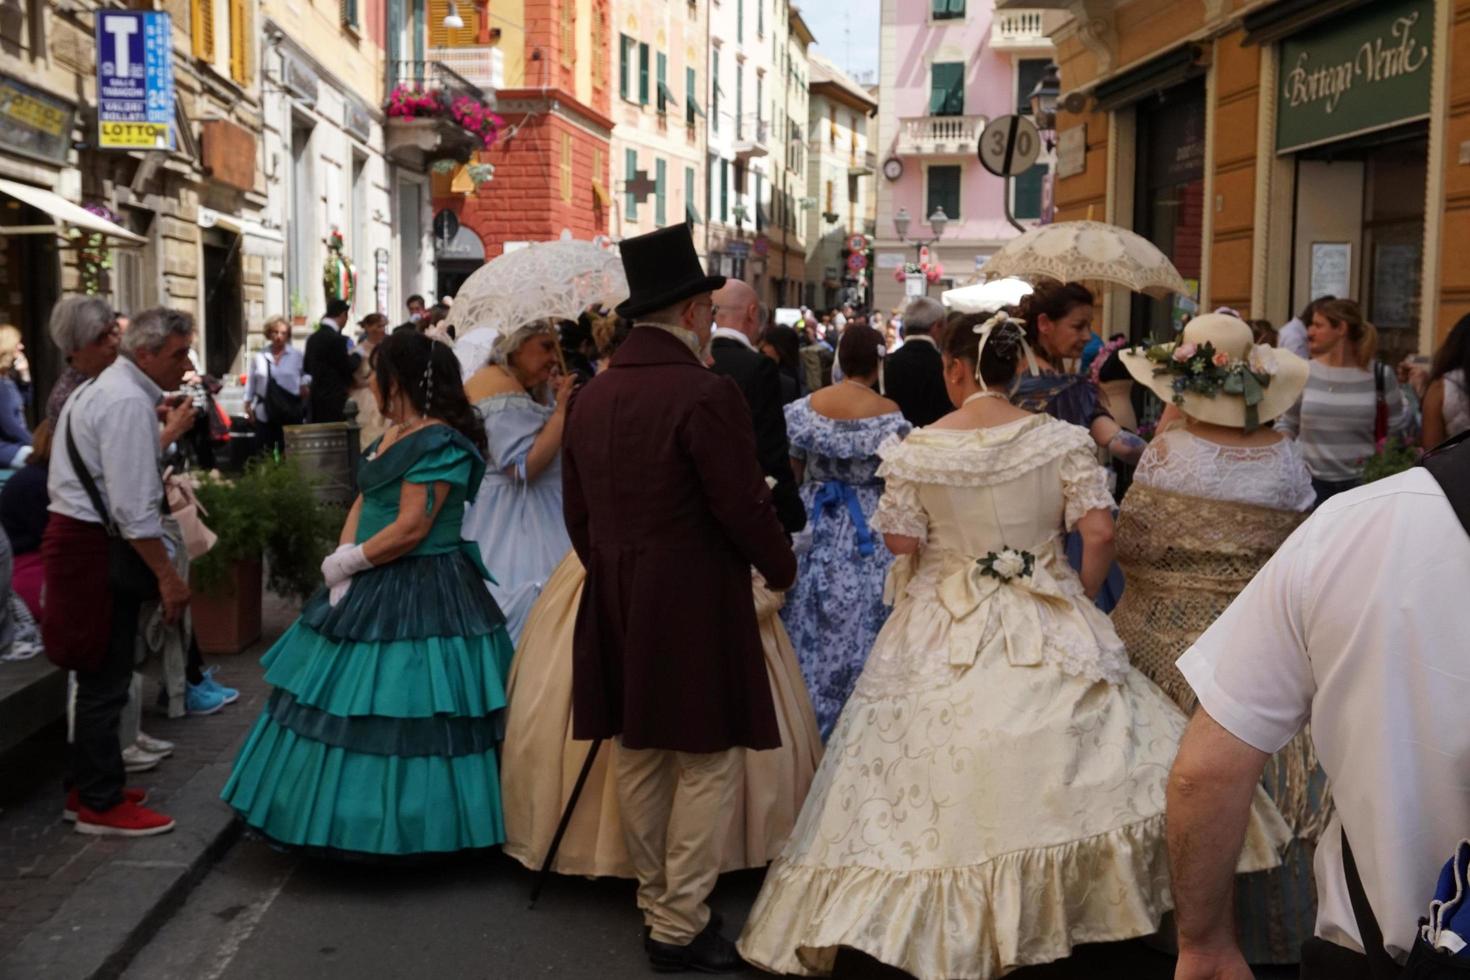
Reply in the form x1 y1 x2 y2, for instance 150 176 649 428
781 397 911 738
462 392 572 645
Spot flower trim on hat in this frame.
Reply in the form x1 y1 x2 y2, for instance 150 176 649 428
1138 340 1280 433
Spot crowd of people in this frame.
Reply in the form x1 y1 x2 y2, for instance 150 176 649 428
14 217 1470 978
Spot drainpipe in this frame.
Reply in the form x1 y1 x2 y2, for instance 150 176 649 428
704 1 712 264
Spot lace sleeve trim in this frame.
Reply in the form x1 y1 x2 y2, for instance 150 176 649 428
1060 445 1116 530
876 417 1094 487
870 474 927 542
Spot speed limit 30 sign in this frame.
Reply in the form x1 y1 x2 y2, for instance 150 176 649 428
978 114 1041 179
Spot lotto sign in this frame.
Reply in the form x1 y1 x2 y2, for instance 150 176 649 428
96 11 175 150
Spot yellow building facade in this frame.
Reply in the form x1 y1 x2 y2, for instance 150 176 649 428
1037 0 1463 357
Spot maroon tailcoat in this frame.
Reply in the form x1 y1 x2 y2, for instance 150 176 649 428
562 326 797 753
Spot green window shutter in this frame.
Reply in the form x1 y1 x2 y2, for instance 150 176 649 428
626 149 639 220
720 160 729 223
1016 58 1049 116
930 62 964 116
754 172 763 231
711 50 720 133
926 165 962 221
655 159 667 226
619 36 632 100
657 53 668 113
1014 163 1044 221
685 167 701 225
639 44 650 105
686 67 704 125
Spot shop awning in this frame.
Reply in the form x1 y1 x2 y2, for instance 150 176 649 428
1094 45 1205 113
198 207 285 257
592 180 611 208
0 178 145 245
1242 0 1377 46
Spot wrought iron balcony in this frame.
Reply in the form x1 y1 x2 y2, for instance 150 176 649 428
384 61 487 171
991 9 1054 53
849 150 878 176
896 115 988 157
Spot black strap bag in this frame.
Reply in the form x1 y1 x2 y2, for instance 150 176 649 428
63 406 162 602
262 355 305 426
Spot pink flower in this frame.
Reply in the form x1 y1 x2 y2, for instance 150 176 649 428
1172 343 1198 363
1212 351 1230 368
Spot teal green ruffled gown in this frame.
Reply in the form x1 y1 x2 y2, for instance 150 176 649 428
221 427 514 857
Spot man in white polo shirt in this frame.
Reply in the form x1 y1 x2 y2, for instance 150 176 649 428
1165 435 1470 979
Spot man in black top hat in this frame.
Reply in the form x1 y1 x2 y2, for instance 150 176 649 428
562 224 795 974
303 298 359 423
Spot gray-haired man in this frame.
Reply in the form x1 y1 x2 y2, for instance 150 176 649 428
43 308 195 836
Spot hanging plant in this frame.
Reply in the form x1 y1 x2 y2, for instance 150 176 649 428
431 158 459 175
384 85 505 151
74 203 121 296
467 163 495 187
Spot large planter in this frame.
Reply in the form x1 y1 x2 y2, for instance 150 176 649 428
192 558 263 655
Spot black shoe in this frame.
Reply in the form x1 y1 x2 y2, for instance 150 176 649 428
646 921 742 974
643 912 723 954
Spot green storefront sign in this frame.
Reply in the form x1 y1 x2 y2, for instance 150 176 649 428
1277 0 1433 153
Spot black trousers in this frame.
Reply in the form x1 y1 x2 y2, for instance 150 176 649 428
71 591 144 811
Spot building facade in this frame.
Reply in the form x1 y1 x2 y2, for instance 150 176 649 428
427 0 612 291
805 53 877 312
259 0 408 343
0 0 275 396
871 0 1058 314
608 0 708 254
1034 0 1456 358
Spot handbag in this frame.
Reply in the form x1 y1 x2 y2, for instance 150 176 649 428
63 411 161 602
263 355 305 426
163 466 217 561
1375 361 1391 444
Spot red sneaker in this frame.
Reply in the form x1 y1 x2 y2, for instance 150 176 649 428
62 787 149 823
74 801 175 837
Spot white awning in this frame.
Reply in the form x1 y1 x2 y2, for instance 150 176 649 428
198 207 285 257
0 178 146 245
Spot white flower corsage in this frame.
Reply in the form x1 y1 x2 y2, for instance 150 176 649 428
978 548 1035 581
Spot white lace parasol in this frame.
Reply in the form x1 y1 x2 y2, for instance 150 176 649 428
983 220 1190 299
444 241 629 377
941 277 1033 313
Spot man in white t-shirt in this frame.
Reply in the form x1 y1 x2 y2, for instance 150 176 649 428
1166 444 1470 979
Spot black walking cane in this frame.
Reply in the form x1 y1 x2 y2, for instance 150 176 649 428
528 737 604 908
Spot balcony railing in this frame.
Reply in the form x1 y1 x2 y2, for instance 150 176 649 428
849 149 878 176
388 60 486 106
896 115 988 156
991 9 1054 51
430 47 503 99
735 115 770 159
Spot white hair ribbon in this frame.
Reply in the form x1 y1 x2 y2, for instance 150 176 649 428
970 311 1039 390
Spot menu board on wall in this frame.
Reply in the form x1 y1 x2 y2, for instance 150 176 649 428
1372 243 1420 328
1310 243 1352 301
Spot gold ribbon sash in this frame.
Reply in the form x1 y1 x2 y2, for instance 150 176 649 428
935 550 1072 668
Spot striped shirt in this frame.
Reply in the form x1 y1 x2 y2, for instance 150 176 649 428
1276 362 1409 482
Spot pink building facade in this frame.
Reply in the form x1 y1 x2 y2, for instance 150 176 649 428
872 1 1057 313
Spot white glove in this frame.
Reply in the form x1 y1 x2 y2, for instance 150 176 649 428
321 544 373 590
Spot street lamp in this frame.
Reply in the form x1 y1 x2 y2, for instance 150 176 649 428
444 1 465 29
1028 63 1061 141
893 206 948 295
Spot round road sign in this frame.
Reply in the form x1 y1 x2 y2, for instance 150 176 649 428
978 114 1042 179
846 252 867 272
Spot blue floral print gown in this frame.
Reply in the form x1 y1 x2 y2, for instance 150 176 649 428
781 397 911 738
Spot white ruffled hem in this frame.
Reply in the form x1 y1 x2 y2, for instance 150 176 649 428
738 802 1286 980
877 417 1094 487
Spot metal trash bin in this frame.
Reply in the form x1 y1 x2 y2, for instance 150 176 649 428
283 421 361 506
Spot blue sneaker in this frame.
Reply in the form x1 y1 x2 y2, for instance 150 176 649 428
185 680 227 716
198 667 239 706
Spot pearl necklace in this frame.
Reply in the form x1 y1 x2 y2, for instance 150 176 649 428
962 391 1009 405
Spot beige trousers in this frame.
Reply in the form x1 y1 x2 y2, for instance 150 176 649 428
614 739 741 945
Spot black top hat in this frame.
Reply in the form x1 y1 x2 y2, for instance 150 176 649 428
615 224 726 319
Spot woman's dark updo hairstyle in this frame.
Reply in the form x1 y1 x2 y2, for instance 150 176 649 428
837 323 885 379
372 331 488 456
758 325 801 373
941 310 1029 388
1016 281 1095 352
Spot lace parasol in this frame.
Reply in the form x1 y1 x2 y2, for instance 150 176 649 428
941 277 1033 313
444 241 629 377
983 220 1190 299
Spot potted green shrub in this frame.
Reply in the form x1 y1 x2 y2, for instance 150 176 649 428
190 457 342 653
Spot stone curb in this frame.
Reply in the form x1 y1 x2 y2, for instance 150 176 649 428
0 761 242 980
